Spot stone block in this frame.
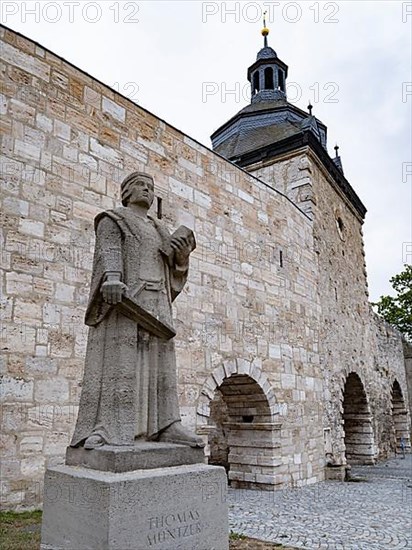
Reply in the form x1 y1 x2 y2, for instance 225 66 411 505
34 378 69 402
3 197 29 216
15 139 41 161
102 97 126 122
84 87 101 108
20 435 43 454
41 463 228 550
255 473 275 484
324 465 346 481
169 177 194 201
19 219 44 237
194 190 211 209
90 138 123 166
21 455 45 477
1 42 50 80
36 113 53 133
55 283 75 303
1 376 34 401
66 442 206 473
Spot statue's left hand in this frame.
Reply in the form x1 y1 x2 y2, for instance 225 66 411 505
170 235 191 266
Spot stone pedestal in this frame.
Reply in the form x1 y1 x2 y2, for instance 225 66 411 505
41 462 228 550
66 441 206 472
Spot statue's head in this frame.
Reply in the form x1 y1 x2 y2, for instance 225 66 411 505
121 172 155 209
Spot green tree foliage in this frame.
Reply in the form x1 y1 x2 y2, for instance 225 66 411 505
373 264 412 341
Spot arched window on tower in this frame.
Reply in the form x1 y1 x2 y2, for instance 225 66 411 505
264 67 274 90
253 71 260 94
278 69 285 92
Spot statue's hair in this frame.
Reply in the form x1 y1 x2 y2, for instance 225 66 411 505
121 172 154 206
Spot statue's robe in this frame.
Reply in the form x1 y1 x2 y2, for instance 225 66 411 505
70 207 188 447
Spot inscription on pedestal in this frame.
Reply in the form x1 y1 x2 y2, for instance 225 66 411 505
147 510 202 547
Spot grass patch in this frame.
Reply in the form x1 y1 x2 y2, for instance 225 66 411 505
0 510 296 550
0 510 42 550
230 530 247 540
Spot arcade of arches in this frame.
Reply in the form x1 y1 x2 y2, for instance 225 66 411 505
201 369 411 489
340 373 411 467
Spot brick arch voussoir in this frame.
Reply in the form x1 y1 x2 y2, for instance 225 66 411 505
196 358 277 422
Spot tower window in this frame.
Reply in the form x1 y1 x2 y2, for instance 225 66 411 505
264 67 274 90
253 71 260 94
278 69 285 92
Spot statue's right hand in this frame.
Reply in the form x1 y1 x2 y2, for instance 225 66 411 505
101 280 127 305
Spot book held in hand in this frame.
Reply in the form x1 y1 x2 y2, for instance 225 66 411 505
160 225 196 266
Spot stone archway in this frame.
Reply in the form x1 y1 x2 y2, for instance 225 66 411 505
342 372 376 465
196 359 281 489
391 380 410 454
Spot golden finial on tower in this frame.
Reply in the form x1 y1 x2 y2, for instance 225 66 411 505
261 11 269 47
261 11 269 37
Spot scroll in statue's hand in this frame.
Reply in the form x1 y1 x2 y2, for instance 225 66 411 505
101 276 127 305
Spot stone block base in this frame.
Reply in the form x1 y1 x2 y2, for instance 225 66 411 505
41 463 228 550
324 464 346 481
66 441 205 473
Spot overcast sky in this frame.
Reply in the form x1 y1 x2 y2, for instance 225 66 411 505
2 0 411 301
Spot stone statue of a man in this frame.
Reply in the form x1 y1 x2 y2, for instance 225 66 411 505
70 172 204 450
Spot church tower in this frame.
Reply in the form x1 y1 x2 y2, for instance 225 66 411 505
210 17 364 221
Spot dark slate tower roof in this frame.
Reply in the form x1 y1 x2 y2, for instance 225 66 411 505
212 100 327 161
257 46 277 59
210 22 366 219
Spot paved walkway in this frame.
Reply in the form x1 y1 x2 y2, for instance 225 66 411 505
228 456 412 549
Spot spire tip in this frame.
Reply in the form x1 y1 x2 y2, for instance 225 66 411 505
261 10 269 47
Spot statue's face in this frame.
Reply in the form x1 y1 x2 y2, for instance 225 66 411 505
128 177 154 208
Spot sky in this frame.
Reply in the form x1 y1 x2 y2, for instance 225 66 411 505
2 0 411 301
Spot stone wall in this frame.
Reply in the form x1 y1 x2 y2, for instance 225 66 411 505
1 27 325 509
403 339 412 431
248 150 411 463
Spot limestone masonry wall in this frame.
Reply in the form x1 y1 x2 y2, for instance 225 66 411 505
402 340 412 431
1 27 327 509
1 26 410 509
248 151 411 464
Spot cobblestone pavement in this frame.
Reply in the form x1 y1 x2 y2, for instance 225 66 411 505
228 455 412 549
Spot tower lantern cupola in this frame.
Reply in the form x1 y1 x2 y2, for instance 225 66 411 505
247 14 288 103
